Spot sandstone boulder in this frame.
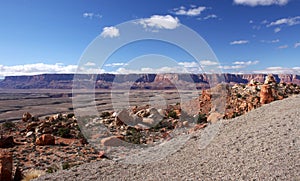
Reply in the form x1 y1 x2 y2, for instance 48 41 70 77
264 74 276 84
207 112 223 123
0 151 13 181
22 112 32 122
100 136 125 147
36 134 55 146
260 85 274 104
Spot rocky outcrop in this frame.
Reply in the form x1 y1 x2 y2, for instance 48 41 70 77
0 73 299 89
0 151 13 181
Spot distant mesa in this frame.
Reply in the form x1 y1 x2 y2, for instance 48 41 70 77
0 73 299 89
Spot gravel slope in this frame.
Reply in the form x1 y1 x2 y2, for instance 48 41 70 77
36 95 300 180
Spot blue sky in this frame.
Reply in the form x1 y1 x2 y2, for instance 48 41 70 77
0 0 299 77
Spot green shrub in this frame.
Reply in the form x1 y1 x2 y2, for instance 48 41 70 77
57 127 70 138
100 112 110 118
2 121 15 129
62 162 70 170
125 127 142 144
197 113 207 124
167 110 178 119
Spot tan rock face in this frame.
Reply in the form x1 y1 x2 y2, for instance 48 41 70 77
260 85 275 104
100 136 125 146
207 112 223 123
0 151 13 181
264 74 276 84
22 112 32 122
36 134 55 146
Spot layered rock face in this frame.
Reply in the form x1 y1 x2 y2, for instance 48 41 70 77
0 73 299 89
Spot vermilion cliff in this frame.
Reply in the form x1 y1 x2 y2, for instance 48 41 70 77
0 73 299 89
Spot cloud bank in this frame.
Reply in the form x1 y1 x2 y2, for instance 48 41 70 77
234 0 289 6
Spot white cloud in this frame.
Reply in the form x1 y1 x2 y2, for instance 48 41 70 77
268 16 300 27
104 63 128 67
220 65 245 70
278 45 288 49
249 20 254 24
100 26 120 38
233 60 259 65
173 6 206 16
0 63 78 77
178 62 199 68
83 12 94 18
138 15 180 30
294 42 300 48
204 14 218 20
261 39 280 43
83 12 102 19
230 40 249 45
274 27 281 33
115 66 193 74
199 60 219 66
219 60 259 70
84 62 96 66
253 67 300 74
234 0 289 6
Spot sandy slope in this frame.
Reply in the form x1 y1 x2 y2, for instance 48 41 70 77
36 95 300 180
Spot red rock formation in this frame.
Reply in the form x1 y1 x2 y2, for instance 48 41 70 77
0 151 13 181
260 85 275 104
36 134 55 146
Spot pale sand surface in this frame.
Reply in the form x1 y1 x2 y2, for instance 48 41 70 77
36 95 300 180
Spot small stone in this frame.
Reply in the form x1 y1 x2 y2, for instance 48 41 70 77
36 134 55 146
26 131 34 137
100 136 125 147
207 112 223 123
182 121 189 127
22 112 32 122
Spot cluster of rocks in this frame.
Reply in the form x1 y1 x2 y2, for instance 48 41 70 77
0 113 103 181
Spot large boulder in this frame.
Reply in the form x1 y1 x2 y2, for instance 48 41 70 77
264 74 276 84
260 85 275 104
22 112 32 122
207 112 223 123
115 109 142 126
0 151 13 181
35 134 55 146
100 136 125 147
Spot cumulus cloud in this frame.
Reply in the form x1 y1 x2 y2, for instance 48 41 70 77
268 16 300 27
230 40 249 45
199 60 219 66
84 62 96 66
233 60 259 65
278 45 288 49
274 27 281 33
0 63 78 77
219 60 259 70
100 26 120 38
178 62 199 68
173 6 206 16
261 39 280 43
219 65 245 70
294 42 300 48
83 12 102 19
115 66 193 74
104 63 128 67
253 67 300 74
234 0 289 6
138 15 180 30
204 14 218 20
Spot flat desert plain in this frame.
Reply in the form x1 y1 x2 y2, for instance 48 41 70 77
0 89 200 122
